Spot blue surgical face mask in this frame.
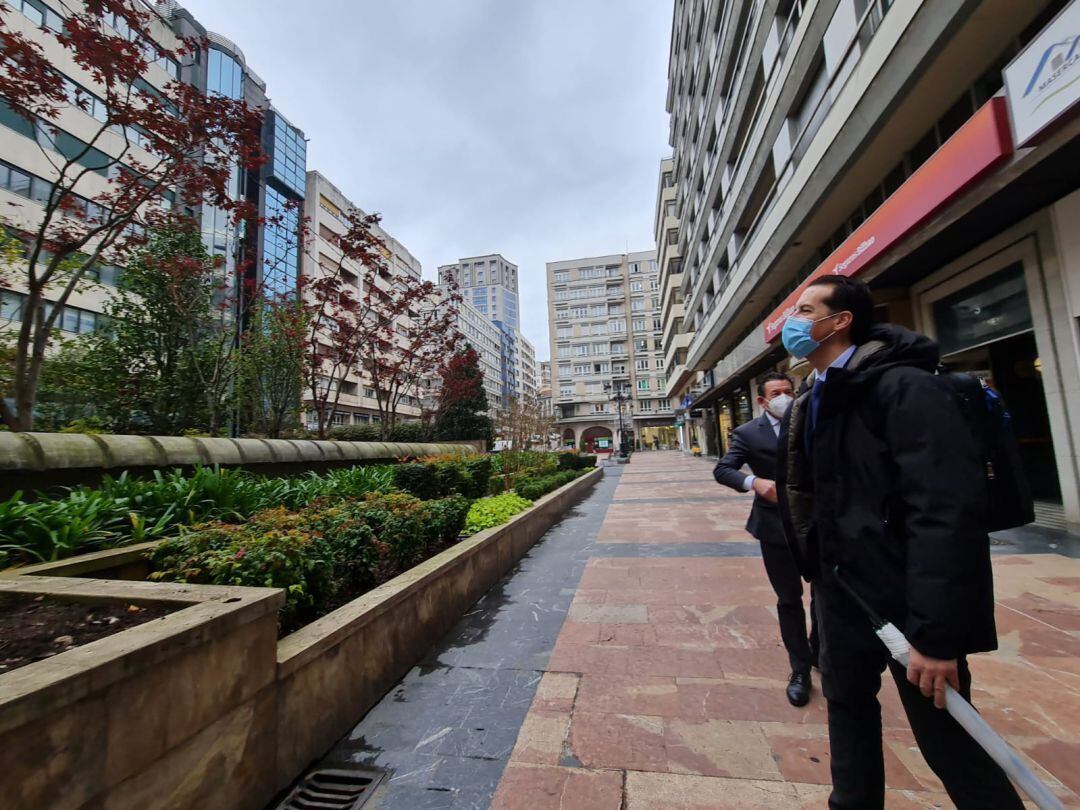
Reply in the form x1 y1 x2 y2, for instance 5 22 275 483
781 313 841 359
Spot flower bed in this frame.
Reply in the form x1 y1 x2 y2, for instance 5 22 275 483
3 467 603 810
149 493 471 634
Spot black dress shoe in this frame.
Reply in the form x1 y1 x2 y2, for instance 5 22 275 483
787 670 811 707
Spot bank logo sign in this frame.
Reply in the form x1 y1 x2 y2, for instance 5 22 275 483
1004 0 1080 147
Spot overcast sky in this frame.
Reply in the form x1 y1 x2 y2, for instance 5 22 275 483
179 1 673 360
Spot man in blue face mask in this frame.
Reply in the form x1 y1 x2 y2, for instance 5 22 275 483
775 276 1022 810
714 371 818 707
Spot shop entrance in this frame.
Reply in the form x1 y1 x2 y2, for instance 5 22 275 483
942 332 1061 504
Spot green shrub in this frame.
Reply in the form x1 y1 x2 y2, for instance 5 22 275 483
0 464 395 569
418 495 471 546
514 469 583 501
388 422 434 443
460 456 492 499
463 493 533 536
149 490 470 629
328 424 381 442
150 517 335 624
392 463 438 501
557 452 597 471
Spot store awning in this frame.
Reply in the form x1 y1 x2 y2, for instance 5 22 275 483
762 98 1014 342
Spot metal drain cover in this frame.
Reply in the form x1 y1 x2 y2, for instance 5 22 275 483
276 768 385 809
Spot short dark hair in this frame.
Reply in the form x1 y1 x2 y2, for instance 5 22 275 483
807 275 874 344
757 371 793 397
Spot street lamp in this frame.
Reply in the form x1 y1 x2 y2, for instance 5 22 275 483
604 382 632 460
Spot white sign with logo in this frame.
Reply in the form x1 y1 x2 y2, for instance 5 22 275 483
1004 0 1080 147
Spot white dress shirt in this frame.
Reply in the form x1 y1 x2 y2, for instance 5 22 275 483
744 412 782 492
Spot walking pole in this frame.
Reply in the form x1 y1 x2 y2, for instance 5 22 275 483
834 567 1063 810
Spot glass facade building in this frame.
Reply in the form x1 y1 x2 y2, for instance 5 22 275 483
262 184 300 296
256 109 306 297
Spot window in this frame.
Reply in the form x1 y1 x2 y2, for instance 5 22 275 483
609 319 626 333
573 364 590 376
558 364 571 378
557 326 572 338
631 300 645 312
630 281 644 292
638 399 653 412
557 346 571 358
630 262 642 274
636 339 648 351
559 385 574 397
632 318 646 332
574 344 588 356
652 318 663 330
637 379 650 391
635 359 649 370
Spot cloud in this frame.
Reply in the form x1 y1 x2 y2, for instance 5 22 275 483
178 0 672 359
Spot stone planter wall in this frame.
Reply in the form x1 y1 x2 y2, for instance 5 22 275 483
2 467 602 809
0 577 284 810
0 433 474 498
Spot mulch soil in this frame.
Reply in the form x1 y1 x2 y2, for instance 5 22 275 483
0 594 175 675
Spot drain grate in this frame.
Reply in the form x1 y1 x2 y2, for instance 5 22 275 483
276 768 385 810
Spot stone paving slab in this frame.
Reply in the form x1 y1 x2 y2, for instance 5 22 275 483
316 451 1079 808
495 452 1080 808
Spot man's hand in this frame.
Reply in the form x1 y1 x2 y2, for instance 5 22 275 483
751 477 778 504
907 648 959 709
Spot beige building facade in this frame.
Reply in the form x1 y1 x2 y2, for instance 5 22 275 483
664 0 1080 529
301 170 423 430
546 250 678 453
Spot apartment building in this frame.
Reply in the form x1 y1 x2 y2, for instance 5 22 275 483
438 253 533 409
302 171 423 429
547 251 677 452
538 361 553 417
0 1 306 353
664 0 1080 529
424 291 505 416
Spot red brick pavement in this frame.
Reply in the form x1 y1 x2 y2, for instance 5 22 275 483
491 452 1080 809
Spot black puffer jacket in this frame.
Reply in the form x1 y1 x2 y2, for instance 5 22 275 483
776 324 997 659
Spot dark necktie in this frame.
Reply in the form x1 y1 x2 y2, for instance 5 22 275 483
810 377 826 432
805 377 826 458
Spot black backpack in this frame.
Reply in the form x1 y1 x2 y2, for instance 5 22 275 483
936 368 1035 532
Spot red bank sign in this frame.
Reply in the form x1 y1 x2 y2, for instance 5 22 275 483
763 97 1014 342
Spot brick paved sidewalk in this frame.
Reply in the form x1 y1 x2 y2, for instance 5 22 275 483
490 451 1080 809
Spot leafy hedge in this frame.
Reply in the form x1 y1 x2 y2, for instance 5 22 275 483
328 422 434 443
149 492 470 629
463 493 533 536
557 452 597 471
392 456 492 501
514 469 586 502
0 465 394 568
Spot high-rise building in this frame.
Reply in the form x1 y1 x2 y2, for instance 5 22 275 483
438 254 532 409
0 1 188 335
439 254 520 329
663 0 1080 529
423 293 504 417
546 251 677 452
0 1 305 346
301 171 423 429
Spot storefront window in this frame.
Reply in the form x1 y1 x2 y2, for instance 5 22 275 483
932 263 1032 356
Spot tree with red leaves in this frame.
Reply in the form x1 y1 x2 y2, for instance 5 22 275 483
300 208 463 440
0 0 265 431
434 345 493 445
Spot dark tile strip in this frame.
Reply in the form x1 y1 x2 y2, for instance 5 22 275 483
318 468 623 808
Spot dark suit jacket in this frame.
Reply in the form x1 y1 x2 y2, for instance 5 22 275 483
713 413 785 545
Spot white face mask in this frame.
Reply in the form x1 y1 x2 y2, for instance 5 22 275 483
765 393 793 419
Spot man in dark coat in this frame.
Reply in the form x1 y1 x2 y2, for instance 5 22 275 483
776 275 1022 809
714 371 817 706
